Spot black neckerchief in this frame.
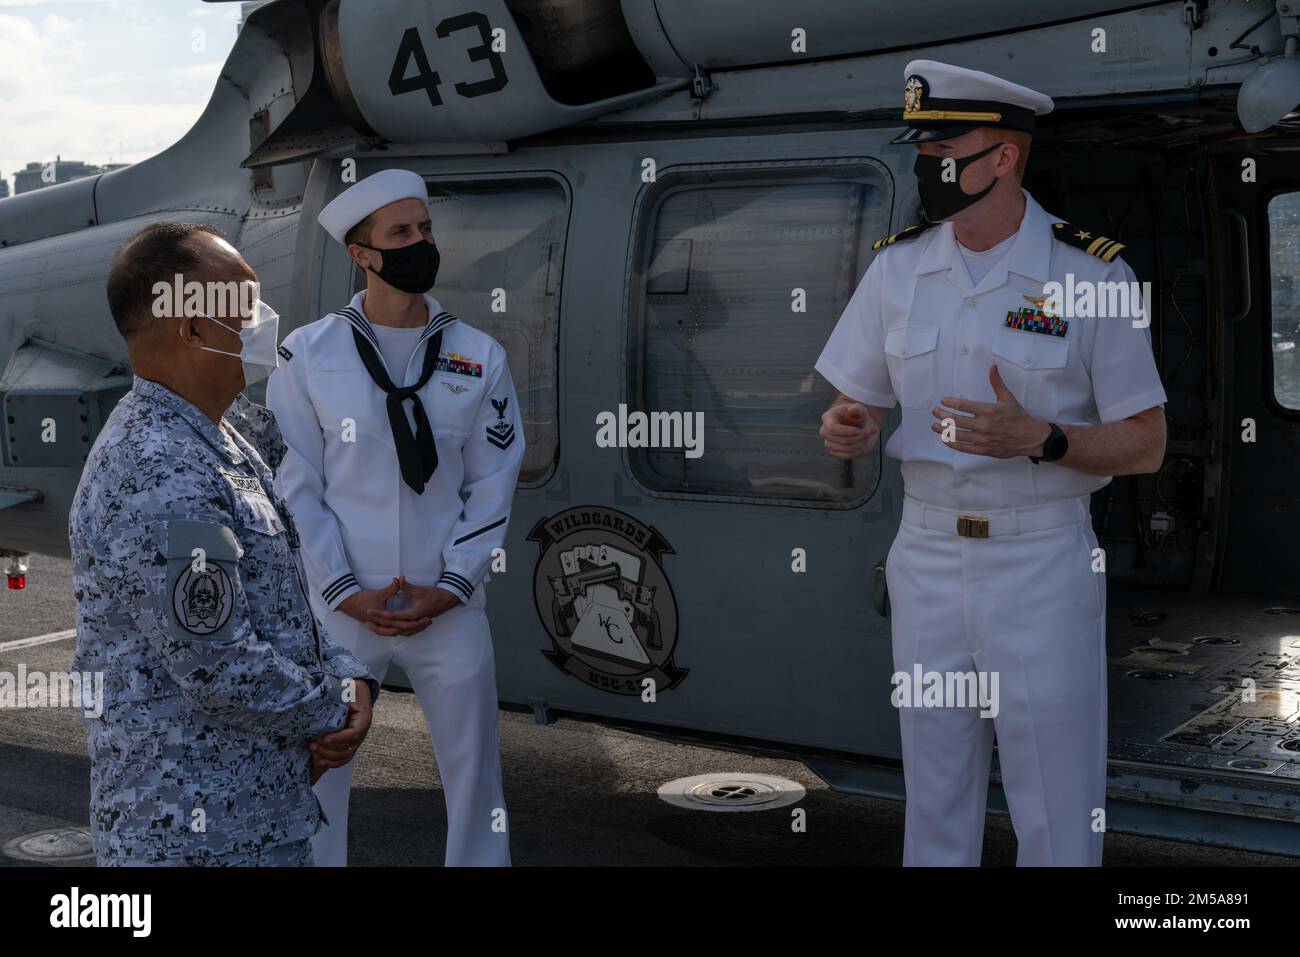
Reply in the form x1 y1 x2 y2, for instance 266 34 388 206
350 325 444 494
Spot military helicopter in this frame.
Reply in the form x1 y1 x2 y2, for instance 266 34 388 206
4 0 1300 856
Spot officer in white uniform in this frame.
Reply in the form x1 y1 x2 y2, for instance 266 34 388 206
266 169 524 866
816 62 1168 866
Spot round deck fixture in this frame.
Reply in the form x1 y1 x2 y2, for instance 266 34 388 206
3 827 94 863
658 773 806 812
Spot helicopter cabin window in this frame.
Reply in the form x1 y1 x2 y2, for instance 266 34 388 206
1271 191 1300 411
628 163 889 504
351 175 565 485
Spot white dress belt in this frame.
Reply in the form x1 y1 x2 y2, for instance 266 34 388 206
901 494 1090 539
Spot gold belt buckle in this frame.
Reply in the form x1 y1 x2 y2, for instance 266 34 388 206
956 515 989 539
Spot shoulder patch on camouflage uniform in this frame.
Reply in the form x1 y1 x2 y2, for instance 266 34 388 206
1051 222 1125 263
166 521 239 638
871 221 936 251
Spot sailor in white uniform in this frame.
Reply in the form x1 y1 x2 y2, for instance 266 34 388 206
266 169 524 866
816 62 1167 866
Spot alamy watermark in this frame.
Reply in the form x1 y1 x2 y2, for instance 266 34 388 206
1038 274 1152 327
0 666 103 718
151 275 258 319
891 665 999 718
595 403 705 459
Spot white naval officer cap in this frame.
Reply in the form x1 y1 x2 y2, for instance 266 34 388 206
890 60 1054 144
317 169 429 245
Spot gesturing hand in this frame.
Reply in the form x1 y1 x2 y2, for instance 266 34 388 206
363 576 463 638
930 364 1052 459
820 401 879 459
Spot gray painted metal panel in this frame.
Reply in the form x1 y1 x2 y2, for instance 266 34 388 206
336 0 686 142
0 487 39 511
649 0 1163 69
0 177 99 248
809 756 1300 856
596 1 1273 126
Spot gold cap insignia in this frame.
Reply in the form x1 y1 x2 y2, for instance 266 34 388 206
903 76 925 117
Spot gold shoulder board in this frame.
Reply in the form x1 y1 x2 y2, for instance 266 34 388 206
871 221 935 251
1051 222 1125 263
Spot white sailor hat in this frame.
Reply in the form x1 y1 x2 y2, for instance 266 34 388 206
318 169 429 245
890 60 1054 144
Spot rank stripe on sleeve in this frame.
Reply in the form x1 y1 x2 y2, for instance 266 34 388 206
452 515 507 546
437 571 474 601
322 572 358 604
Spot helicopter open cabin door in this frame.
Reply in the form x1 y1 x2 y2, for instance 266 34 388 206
1214 145 1300 598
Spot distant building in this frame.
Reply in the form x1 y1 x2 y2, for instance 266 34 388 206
0 176 9 199
12 157 128 194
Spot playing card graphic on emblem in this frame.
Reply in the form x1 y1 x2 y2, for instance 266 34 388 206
531 506 688 696
570 585 650 665
171 563 235 636
486 395 515 450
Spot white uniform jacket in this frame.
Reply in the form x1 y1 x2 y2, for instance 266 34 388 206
816 190 1167 510
265 291 525 616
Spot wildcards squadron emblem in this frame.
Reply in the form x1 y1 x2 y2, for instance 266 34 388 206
529 506 686 696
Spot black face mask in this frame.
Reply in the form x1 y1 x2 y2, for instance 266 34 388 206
913 141 1004 222
357 238 440 294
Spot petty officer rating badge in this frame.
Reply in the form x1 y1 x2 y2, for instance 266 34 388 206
486 396 515 450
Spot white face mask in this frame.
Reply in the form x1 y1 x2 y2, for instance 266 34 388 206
196 299 281 387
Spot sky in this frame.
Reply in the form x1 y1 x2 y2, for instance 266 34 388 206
0 0 247 194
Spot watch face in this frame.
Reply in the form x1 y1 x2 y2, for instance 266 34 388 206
1045 424 1068 461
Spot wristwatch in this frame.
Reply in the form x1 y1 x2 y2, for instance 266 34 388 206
1029 422 1068 464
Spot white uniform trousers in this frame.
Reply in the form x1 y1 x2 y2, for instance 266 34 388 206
885 495 1107 866
310 601 511 867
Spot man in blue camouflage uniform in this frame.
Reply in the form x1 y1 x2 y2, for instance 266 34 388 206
70 222 378 866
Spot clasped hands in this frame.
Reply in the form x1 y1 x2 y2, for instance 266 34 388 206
309 679 372 785
337 577 463 637
308 581 461 783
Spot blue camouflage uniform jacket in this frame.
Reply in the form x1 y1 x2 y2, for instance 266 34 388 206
69 376 378 865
